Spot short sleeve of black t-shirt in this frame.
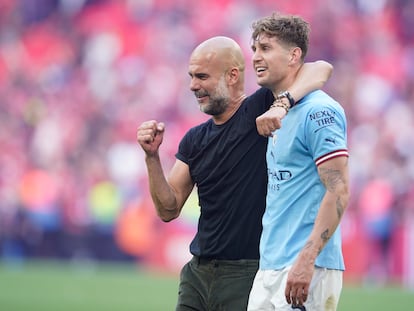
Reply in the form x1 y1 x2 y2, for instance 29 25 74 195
176 87 274 260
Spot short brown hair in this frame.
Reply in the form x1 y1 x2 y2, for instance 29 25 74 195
251 12 310 60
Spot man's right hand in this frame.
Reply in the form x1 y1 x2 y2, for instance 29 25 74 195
137 120 165 155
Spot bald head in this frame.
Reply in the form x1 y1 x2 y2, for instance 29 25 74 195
188 36 247 122
191 36 245 74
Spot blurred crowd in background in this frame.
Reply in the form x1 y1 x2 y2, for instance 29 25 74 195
0 0 413 288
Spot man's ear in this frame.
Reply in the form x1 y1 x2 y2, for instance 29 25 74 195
227 67 240 85
290 47 303 65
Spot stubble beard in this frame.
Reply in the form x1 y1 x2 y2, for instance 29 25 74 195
200 76 230 116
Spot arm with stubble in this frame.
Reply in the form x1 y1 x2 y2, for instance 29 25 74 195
256 60 333 137
137 120 194 222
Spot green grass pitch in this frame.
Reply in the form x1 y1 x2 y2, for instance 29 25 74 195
0 260 413 310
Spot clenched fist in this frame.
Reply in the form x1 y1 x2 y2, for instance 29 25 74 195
137 120 165 156
255 105 287 137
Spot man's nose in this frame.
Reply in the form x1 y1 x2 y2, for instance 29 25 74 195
190 79 200 91
252 50 263 63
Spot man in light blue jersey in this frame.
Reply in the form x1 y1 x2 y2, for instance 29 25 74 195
247 13 350 311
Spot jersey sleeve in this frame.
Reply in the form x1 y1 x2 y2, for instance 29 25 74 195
305 102 349 166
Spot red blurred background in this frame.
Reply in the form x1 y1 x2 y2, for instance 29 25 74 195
0 0 413 288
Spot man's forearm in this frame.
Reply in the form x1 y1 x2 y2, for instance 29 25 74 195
287 60 333 102
301 156 349 260
145 155 180 222
302 193 345 261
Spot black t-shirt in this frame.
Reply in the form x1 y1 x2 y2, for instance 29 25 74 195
176 87 274 260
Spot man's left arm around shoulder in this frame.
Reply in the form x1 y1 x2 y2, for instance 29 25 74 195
256 60 333 137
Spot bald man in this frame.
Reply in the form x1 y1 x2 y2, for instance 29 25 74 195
137 36 332 310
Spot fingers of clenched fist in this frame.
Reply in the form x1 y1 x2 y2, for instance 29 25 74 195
256 107 285 137
137 120 165 144
256 114 282 137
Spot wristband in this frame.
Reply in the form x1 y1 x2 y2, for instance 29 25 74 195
277 91 296 108
270 99 290 114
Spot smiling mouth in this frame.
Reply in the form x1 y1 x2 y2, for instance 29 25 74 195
196 95 209 103
256 67 267 76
